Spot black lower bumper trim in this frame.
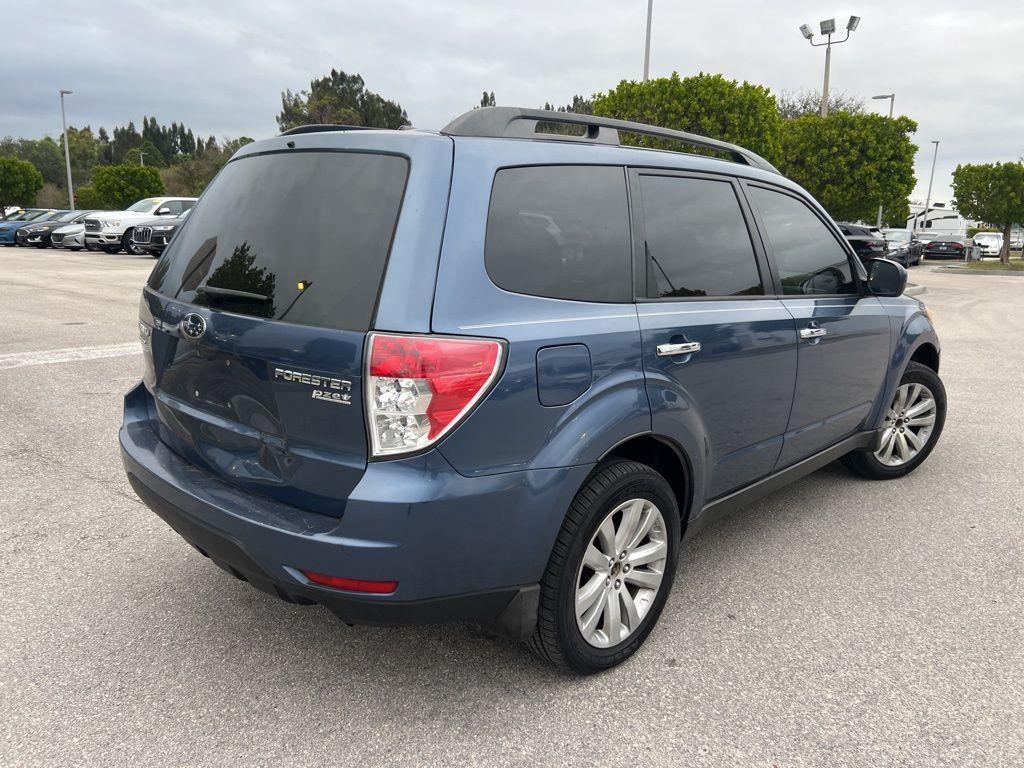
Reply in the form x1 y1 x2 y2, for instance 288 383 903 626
127 471 538 639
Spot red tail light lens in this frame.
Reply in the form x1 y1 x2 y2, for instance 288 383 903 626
367 333 504 457
301 570 398 594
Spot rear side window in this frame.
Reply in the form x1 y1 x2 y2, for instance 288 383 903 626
639 175 762 298
148 151 408 331
485 166 631 303
748 186 857 296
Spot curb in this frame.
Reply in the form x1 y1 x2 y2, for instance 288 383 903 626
904 283 926 297
931 266 1024 277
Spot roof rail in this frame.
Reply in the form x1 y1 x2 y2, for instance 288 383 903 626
441 107 780 174
278 124 385 136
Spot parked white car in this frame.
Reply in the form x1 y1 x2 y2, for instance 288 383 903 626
972 232 1003 256
83 197 197 254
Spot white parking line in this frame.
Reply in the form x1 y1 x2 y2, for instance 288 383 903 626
0 342 142 370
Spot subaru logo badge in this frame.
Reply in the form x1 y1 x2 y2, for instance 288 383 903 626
180 312 207 341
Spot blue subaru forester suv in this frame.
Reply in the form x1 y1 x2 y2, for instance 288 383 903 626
121 108 946 673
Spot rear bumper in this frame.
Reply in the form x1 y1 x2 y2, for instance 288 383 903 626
120 382 591 637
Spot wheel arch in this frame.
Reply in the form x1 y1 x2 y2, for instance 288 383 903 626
600 433 695 536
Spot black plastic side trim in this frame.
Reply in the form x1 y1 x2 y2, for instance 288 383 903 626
683 431 874 541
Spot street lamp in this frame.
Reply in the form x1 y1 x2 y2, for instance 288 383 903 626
872 93 895 227
58 89 75 210
643 0 654 81
920 140 940 233
798 15 861 117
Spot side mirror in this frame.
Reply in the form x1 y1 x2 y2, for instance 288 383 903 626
867 258 907 297
156 207 172 215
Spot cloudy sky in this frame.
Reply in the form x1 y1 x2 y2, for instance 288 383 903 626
6 0 1023 203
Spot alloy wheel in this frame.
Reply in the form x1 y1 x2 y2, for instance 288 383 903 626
875 382 937 466
574 498 668 649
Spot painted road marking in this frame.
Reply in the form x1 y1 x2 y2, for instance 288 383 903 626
0 343 142 370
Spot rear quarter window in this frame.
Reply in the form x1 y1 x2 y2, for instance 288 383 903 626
484 165 632 303
148 150 408 332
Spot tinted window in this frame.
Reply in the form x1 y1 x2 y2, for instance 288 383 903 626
159 200 183 215
640 175 762 298
749 187 857 296
148 151 408 331
485 166 631 303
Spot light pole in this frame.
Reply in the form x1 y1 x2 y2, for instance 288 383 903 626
139 152 147 167
921 140 940 232
798 16 861 117
872 93 895 227
643 0 653 81
59 89 75 210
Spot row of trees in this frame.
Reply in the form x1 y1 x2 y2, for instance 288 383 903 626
0 114 253 209
5 67 1021 244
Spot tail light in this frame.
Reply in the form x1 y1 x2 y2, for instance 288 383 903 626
366 333 504 458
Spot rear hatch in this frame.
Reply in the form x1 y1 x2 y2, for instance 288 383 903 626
141 148 409 516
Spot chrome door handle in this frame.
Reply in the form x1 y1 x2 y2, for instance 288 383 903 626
657 341 701 356
800 327 827 339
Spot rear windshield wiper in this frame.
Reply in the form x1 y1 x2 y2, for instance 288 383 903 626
197 285 272 304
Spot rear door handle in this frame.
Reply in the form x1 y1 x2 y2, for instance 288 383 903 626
800 327 827 339
657 341 701 356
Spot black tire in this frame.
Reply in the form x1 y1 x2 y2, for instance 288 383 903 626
122 229 146 255
843 362 946 479
526 459 680 674
102 245 121 254
68 247 81 252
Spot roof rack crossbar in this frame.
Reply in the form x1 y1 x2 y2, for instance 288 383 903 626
441 107 779 174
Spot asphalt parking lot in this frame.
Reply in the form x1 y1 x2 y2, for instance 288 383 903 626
1 248 1021 767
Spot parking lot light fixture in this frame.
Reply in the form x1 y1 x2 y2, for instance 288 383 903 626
798 14 861 117
872 94 896 227
59 90 75 211
921 140 940 233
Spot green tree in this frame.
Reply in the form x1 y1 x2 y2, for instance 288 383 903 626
593 72 782 163
277 69 410 131
777 89 864 119
72 184 107 209
0 137 64 187
952 162 1024 264
123 140 166 168
90 164 165 209
477 91 496 108
778 112 918 225
0 155 44 208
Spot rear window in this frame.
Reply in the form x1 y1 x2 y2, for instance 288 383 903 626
484 165 631 303
148 150 408 331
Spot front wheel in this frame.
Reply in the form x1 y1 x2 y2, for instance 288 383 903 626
526 460 680 674
122 229 146 255
843 362 946 479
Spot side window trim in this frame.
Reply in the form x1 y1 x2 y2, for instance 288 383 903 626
626 167 776 302
740 179 866 297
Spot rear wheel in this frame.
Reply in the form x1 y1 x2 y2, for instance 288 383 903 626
526 459 680 674
843 362 946 479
